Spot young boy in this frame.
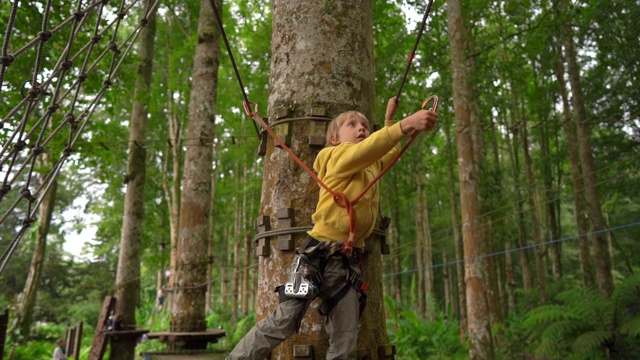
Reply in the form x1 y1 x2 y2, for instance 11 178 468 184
226 97 438 360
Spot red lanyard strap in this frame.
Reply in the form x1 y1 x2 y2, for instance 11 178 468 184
245 96 438 254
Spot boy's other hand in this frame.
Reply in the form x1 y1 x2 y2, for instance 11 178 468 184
400 110 438 134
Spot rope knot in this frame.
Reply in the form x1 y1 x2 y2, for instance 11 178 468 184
22 217 35 227
65 113 78 130
38 31 52 42
28 87 42 99
103 79 112 87
91 35 102 43
117 12 127 19
61 60 73 70
0 55 15 66
140 18 148 26
78 72 88 82
74 11 84 21
32 146 44 156
47 103 60 113
108 42 120 55
64 146 75 156
20 188 35 203
13 140 27 152
0 185 11 196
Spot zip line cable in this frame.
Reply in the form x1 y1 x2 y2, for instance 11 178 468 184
384 220 640 277
151 218 640 292
389 168 635 260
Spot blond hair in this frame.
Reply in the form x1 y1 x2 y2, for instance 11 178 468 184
325 110 370 146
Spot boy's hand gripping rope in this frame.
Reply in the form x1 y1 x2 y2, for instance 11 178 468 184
244 95 439 255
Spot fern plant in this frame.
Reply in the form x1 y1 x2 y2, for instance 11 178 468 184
385 296 468 359
523 273 640 359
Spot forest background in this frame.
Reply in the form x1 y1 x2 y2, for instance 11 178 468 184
0 0 639 359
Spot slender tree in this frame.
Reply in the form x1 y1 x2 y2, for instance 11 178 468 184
111 1 156 358
552 51 594 288
170 0 221 341
520 106 547 302
446 0 494 357
11 159 57 341
560 0 614 297
443 118 467 338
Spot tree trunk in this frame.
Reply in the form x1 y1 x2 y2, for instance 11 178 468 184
242 233 251 315
417 171 434 319
520 111 547 302
503 93 534 293
504 241 516 313
552 53 593 287
540 123 562 280
446 0 494 357
170 0 221 342
415 181 426 318
383 181 402 304
443 118 466 339
561 5 614 296
160 16 185 312
257 1 388 358
111 2 156 358
206 142 219 315
220 227 228 309
13 170 57 341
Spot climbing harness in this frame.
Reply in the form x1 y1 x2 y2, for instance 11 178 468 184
280 236 369 320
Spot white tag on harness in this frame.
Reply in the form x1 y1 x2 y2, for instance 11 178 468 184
284 255 318 298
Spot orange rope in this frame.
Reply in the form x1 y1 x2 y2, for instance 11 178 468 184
245 96 438 254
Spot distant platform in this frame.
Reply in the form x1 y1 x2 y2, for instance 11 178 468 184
140 349 227 360
146 329 226 343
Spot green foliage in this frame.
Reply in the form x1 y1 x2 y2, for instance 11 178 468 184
385 296 467 359
522 274 640 359
205 302 256 351
7 340 53 360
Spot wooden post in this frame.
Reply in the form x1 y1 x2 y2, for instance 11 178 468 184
88 297 115 360
0 308 8 360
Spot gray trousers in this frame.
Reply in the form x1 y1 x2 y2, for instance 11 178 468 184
226 254 361 360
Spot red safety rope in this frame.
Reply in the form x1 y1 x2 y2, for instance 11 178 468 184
245 96 438 254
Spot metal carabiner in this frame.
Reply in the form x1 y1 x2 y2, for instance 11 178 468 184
421 95 439 112
243 100 258 117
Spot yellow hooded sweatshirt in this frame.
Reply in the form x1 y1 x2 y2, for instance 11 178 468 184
308 120 405 249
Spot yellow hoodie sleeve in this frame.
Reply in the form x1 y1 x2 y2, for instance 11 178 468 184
324 121 405 178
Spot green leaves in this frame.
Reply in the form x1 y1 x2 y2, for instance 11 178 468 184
523 275 640 358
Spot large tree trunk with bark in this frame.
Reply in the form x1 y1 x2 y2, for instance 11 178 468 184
111 2 156 358
255 1 389 359
170 0 221 341
446 0 494 357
